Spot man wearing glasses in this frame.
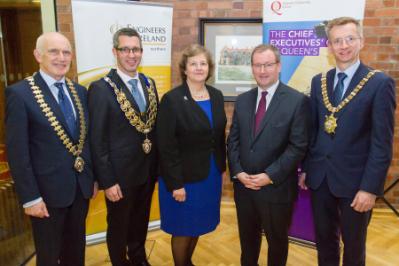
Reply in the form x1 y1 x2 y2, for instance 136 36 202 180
89 28 158 266
299 17 396 265
5 32 96 266
227 44 309 266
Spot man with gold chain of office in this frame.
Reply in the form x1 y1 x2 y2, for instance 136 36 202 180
88 27 159 266
6 32 96 266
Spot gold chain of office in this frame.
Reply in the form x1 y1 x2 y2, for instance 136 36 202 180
104 76 157 154
26 75 87 172
321 70 379 135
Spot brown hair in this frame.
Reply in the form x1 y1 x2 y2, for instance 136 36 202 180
113 27 143 49
179 44 214 81
251 44 281 65
326 17 363 39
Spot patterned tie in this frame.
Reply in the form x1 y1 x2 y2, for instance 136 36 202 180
333 72 347 106
255 91 268 134
54 82 77 139
128 79 146 112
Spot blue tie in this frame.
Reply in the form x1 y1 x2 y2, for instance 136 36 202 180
128 79 146 112
54 82 77 139
333 72 347 106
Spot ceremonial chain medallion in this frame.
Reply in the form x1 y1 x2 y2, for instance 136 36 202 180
104 76 157 154
26 74 87 172
321 70 379 135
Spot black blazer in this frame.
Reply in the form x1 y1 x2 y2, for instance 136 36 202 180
157 82 227 191
88 69 159 190
5 72 94 207
227 82 310 203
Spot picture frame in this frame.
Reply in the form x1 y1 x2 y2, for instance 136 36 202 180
199 18 263 101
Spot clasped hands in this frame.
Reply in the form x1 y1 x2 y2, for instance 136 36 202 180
237 172 273 190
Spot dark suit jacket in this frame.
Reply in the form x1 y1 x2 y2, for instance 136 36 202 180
5 72 94 207
157 82 227 191
305 63 396 197
88 69 159 190
228 82 310 203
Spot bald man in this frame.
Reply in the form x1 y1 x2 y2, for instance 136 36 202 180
5 32 96 266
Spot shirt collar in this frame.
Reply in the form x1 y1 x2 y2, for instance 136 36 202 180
335 60 360 81
116 68 139 85
257 80 279 98
39 69 65 88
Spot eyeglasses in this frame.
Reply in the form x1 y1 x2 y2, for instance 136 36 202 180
252 62 278 70
47 49 72 57
116 47 143 55
330 36 361 47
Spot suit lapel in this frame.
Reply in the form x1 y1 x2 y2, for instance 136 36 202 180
253 83 284 143
336 63 369 118
247 88 258 142
342 63 368 99
326 68 336 104
183 83 212 128
34 73 75 139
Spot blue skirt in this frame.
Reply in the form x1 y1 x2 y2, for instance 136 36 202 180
158 156 222 236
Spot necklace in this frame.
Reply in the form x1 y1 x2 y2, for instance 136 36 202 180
26 74 86 172
104 76 157 154
321 70 378 135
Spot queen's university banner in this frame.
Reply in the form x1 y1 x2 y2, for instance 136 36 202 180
71 0 173 241
263 0 366 244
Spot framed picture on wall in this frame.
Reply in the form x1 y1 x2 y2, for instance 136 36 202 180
199 18 263 101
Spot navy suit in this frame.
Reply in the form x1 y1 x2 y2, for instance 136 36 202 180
305 63 396 266
5 72 94 266
228 82 310 266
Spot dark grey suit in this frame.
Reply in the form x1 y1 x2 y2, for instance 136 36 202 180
227 82 310 266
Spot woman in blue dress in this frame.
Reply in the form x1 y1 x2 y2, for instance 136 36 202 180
157 44 227 266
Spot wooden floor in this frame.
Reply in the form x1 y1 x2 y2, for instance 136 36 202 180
28 201 399 266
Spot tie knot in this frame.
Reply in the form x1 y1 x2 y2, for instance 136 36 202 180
54 82 64 90
128 79 138 90
337 72 347 81
261 91 268 98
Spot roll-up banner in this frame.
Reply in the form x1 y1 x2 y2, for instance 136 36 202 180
71 0 173 241
263 0 366 244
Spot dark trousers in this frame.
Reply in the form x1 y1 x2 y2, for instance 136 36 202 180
105 179 155 266
234 182 293 266
311 179 371 266
30 186 89 266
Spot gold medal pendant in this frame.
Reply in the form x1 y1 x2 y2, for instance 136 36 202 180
74 156 85 173
142 137 152 154
324 113 337 135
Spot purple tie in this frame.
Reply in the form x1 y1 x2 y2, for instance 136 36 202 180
255 91 268 134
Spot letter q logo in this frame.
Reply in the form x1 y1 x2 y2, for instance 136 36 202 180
271 1 282 15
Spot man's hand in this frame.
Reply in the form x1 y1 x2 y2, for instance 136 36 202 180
298 172 308 190
350 190 377 212
92 181 99 199
237 172 260 190
105 184 123 202
25 201 49 218
172 188 186 202
249 173 273 187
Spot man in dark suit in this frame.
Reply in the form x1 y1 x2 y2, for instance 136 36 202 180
299 17 396 266
88 28 158 266
5 32 96 266
227 44 309 266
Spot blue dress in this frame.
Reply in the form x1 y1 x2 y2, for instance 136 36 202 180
158 99 222 236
